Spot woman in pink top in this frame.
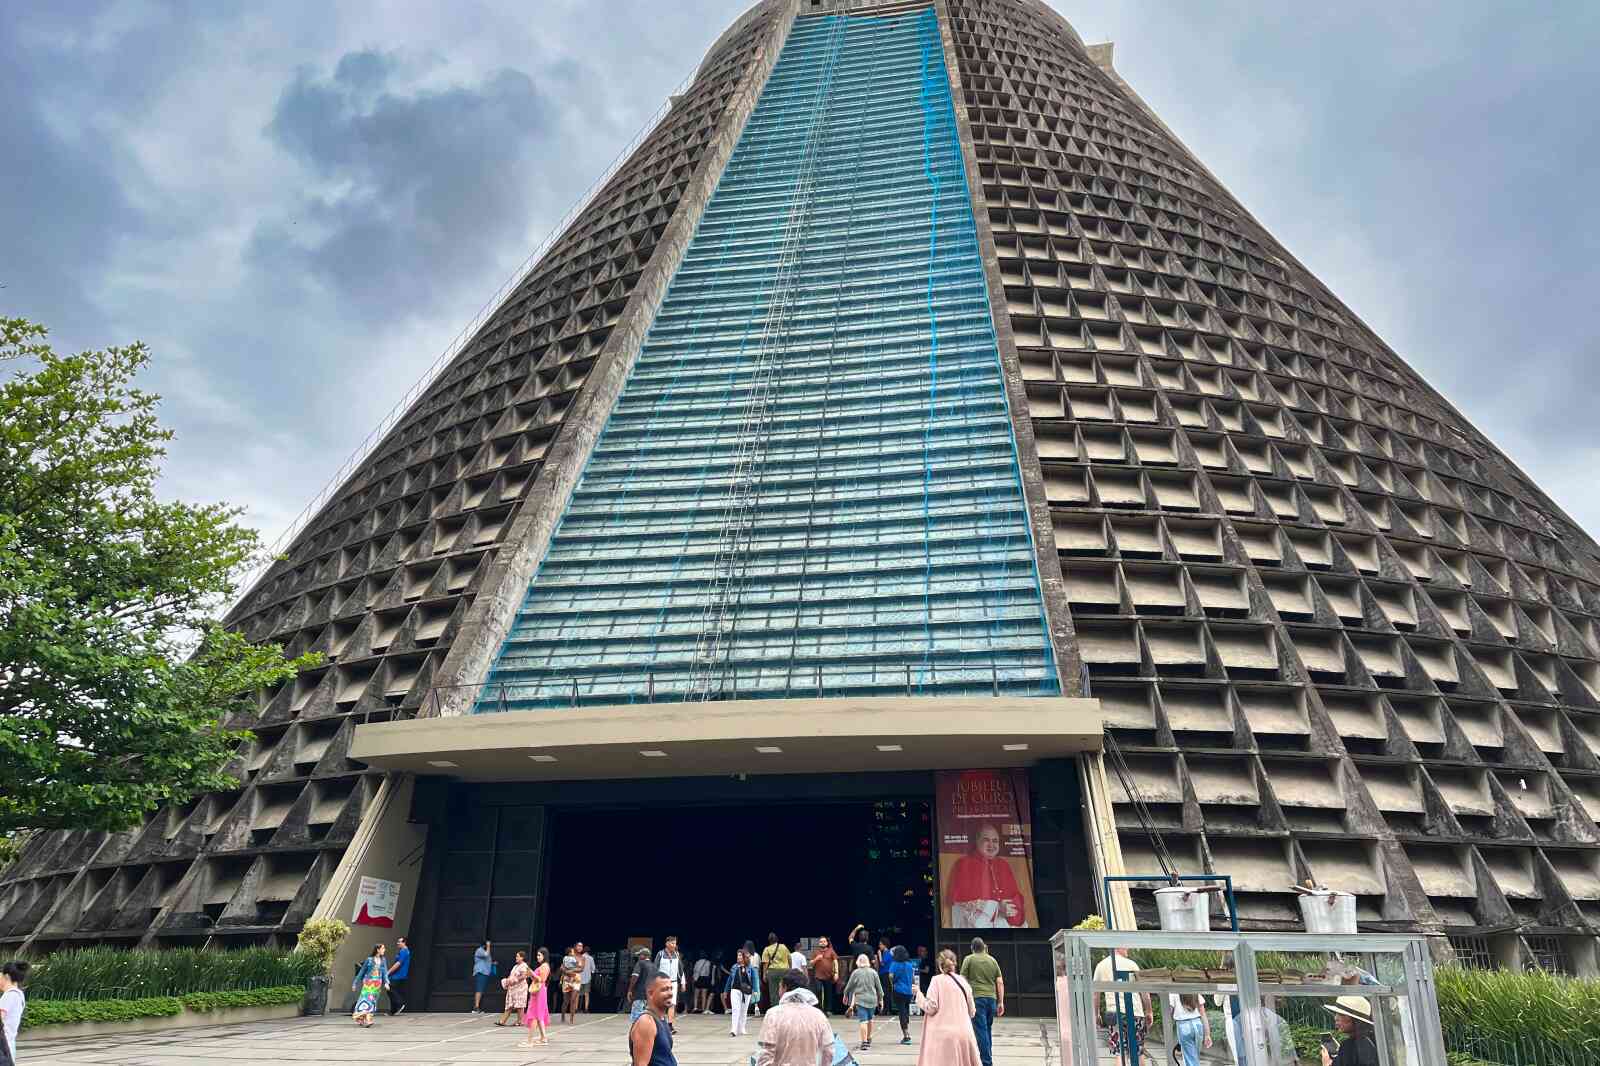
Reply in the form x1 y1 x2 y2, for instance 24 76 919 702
913 949 982 1066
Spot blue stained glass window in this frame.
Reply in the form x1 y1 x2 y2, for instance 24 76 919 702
474 8 1058 710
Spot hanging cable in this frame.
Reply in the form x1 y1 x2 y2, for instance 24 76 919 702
1102 727 1183 886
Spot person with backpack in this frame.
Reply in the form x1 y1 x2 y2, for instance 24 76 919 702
723 947 761 1037
760 932 791 1012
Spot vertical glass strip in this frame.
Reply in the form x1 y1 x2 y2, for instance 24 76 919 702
474 8 1058 709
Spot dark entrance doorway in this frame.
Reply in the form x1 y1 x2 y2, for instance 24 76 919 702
544 799 935 972
406 763 1095 1015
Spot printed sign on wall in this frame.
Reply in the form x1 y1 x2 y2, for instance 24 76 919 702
353 875 401 927
936 769 1037 928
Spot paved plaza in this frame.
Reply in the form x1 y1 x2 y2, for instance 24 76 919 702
23 1010 1074 1065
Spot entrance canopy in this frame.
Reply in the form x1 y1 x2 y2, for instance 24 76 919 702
350 695 1102 782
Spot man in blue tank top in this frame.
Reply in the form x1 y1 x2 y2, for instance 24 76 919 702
629 974 678 1066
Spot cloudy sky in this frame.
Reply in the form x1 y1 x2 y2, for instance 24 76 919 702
5 1 1599 551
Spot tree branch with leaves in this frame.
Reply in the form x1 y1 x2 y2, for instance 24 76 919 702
0 317 319 833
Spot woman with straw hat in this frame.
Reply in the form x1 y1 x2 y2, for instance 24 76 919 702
1320 996 1378 1066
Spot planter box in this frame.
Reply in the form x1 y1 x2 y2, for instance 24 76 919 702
28 1002 302 1042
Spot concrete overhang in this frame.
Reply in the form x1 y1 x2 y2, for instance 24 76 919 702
350 696 1103 782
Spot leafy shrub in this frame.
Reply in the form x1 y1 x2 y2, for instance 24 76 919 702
20 986 305 1030
1436 966 1600 1065
24 946 319 1001
21 996 182 1030
180 986 306 1012
294 918 350 977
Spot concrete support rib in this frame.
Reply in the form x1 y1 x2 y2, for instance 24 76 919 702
943 0 1600 965
426 0 801 720
930 0 1084 696
933 0 1126 923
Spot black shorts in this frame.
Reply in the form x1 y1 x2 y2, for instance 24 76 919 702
694 977 711 990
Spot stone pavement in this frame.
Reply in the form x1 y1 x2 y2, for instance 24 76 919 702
22 1009 1075 1065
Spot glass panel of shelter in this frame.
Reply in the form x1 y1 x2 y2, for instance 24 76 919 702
1052 930 1445 1066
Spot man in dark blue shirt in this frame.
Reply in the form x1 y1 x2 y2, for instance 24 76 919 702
387 937 412 1015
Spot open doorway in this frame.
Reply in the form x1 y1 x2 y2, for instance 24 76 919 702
543 798 935 1005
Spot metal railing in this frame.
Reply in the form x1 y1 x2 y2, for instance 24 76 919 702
375 662 1057 719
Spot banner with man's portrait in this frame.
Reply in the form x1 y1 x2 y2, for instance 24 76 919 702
935 769 1038 929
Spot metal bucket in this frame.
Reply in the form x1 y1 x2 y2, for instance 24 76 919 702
1298 889 1356 934
1154 886 1211 931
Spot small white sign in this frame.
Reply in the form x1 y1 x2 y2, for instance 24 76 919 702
353 875 400 927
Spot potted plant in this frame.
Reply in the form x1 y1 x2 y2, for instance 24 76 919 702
295 918 350 1016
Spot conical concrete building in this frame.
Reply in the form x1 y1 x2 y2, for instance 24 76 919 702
7 0 1600 1003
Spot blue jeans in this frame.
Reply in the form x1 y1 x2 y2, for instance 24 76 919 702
1177 1016 1204 1066
973 996 997 1066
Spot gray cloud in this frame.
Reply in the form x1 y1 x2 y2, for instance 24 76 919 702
1055 0 1600 530
253 52 558 323
3 1 1597 545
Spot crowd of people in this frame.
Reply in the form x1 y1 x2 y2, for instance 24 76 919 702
625 934 1009 1066
339 927 1011 1066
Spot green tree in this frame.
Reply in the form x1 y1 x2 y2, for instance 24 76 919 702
0 317 317 833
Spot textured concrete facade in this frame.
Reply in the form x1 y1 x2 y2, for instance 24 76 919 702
0 3 790 953
943 0 1600 972
4 0 1600 976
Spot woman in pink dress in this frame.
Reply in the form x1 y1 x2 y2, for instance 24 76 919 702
496 950 530 1026
518 946 551 1047
913 949 982 1066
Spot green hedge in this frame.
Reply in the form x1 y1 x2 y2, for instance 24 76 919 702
21 996 182 1030
179 986 306 1013
20 986 305 1030
25 946 319 1000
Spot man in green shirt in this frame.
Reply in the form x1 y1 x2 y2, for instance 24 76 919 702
959 937 1004 1066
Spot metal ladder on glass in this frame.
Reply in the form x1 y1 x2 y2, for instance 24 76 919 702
686 16 848 701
